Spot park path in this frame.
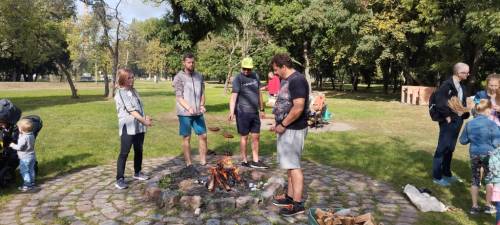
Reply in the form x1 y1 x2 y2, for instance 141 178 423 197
0 157 419 225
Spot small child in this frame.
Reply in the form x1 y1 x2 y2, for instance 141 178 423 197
9 119 36 192
460 99 500 215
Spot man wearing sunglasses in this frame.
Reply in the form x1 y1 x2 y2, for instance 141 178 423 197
228 57 268 169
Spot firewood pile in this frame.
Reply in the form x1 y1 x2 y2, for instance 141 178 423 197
315 208 381 225
207 156 243 192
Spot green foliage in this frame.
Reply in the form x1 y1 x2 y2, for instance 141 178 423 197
0 0 74 81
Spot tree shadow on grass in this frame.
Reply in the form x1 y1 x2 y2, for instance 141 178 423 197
324 91 399 102
137 90 174 97
206 103 229 113
37 153 96 180
6 95 107 112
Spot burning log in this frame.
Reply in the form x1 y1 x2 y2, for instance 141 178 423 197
207 156 243 192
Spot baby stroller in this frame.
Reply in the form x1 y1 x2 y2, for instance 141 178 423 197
0 99 43 187
307 92 328 128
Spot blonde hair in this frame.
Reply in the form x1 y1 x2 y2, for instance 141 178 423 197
486 73 500 95
476 99 492 114
117 68 134 87
17 119 33 133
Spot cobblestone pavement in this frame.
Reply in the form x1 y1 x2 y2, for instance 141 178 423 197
0 157 419 225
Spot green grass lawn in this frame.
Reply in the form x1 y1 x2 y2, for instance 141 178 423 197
0 81 494 224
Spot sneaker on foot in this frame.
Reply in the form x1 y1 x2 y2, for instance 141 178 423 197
18 186 31 192
250 160 269 169
115 178 128 189
133 172 149 181
272 194 293 207
443 176 462 183
470 206 480 215
433 178 450 187
279 202 305 216
483 205 497 214
241 161 251 168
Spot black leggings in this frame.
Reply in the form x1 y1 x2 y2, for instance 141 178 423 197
116 126 145 180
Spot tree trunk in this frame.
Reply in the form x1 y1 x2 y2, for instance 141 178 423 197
303 41 312 92
56 63 78 98
392 70 399 93
103 64 110 97
330 74 335 90
352 73 359 92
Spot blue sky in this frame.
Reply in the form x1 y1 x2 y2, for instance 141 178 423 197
76 0 169 23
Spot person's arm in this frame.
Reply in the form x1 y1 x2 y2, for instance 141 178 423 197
130 111 152 127
228 75 240 121
200 76 206 113
9 136 26 151
459 123 469 145
228 93 238 121
275 98 305 134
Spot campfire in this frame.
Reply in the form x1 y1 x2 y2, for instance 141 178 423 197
207 156 243 192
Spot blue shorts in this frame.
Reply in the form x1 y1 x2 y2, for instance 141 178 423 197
178 115 207 136
236 111 261 135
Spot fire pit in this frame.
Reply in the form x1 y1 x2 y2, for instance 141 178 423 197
206 156 243 192
143 156 286 216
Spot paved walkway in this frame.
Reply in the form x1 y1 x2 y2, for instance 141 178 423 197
0 157 419 225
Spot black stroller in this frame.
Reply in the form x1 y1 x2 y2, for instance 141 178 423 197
0 99 43 187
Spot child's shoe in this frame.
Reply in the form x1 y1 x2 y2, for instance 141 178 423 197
433 178 450 186
18 186 33 192
470 206 481 215
483 205 497 214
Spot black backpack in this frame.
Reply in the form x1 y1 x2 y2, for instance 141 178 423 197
22 115 43 138
428 91 441 121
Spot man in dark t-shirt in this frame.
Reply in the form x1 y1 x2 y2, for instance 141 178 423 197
228 57 268 169
270 54 309 216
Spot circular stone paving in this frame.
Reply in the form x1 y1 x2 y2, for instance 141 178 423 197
0 156 418 225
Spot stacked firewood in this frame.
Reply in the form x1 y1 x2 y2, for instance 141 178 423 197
315 208 381 225
207 156 242 192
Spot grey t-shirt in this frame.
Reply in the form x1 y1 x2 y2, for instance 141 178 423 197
11 132 35 159
173 70 205 116
232 72 260 113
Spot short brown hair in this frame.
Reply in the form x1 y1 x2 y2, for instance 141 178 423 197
271 54 293 68
476 99 492 114
17 119 33 133
117 68 134 87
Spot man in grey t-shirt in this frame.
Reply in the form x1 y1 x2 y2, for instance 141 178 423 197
228 57 268 169
173 53 207 167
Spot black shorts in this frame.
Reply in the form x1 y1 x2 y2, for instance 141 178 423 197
236 111 261 135
470 154 490 186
